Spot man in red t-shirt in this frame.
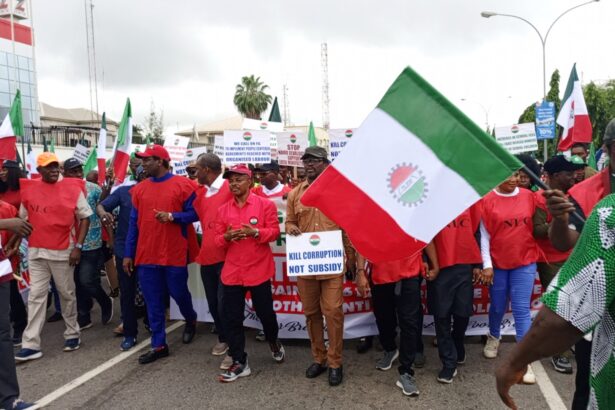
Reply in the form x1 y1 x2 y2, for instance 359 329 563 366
192 153 234 369
16 153 92 361
213 164 284 383
429 206 482 384
123 145 198 365
356 244 437 397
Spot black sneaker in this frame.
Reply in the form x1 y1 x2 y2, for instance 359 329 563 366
63 338 81 352
78 319 93 330
551 355 573 374
437 367 458 384
356 336 373 354
270 341 285 363
219 360 251 382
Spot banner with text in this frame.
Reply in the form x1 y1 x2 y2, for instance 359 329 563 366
286 230 344 276
495 123 538 154
171 200 542 338
73 143 91 164
223 130 271 165
328 128 355 160
173 146 208 177
276 132 308 167
164 135 190 162
213 135 224 162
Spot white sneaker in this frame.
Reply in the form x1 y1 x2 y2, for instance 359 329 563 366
483 333 500 359
523 364 536 384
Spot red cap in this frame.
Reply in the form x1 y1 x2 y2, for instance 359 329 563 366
223 164 252 178
135 144 171 161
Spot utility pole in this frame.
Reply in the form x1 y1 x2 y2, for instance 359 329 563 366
282 83 290 127
321 42 330 130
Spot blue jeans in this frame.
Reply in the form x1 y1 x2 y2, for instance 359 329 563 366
138 265 196 348
74 248 111 323
488 263 536 341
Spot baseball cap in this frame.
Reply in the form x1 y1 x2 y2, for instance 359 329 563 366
603 118 615 146
37 152 60 167
135 144 171 161
543 155 585 174
63 157 83 170
223 164 252 179
300 146 328 161
255 161 280 173
1 160 20 169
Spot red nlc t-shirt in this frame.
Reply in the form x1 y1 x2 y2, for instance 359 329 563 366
433 205 482 269
193 180 233 265
370 252 423 285
480 189 538 270
20 178 84 250
534 190 571 263
131 175 197 267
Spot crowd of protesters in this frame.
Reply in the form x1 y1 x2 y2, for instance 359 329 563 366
1 119 614 409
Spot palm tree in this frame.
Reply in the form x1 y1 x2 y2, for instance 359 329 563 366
233 75 272 119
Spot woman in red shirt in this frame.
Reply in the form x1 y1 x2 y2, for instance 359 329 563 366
479 171 538 384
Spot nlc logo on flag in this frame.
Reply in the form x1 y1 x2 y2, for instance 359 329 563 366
388 163 428 207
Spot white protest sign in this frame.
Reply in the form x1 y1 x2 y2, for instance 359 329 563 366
286 230 344 276
223 130 271 165
213 135 224 161
270 133 278 161
329 128 355 160
242 118 284 132
173 146 208 176
276 132 307 167
164 136 190 162
73 143 91 164
495 123 538 154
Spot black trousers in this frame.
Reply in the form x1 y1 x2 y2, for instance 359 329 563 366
372 276 421 375
0 282 19 408
223 279 279 364
572 338 592 410
9 279 27 335
200 263 226 343
427 264 473 369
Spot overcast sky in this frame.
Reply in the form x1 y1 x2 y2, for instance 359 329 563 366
31 0 613 136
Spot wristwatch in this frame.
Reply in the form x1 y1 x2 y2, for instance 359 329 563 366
75 243 83 250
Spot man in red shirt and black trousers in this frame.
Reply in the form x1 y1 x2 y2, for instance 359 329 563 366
214 164 285 383
429 206 482 384
123 145 198 365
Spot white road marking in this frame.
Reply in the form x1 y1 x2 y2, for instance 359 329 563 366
30 321 185 409
532 360 568 410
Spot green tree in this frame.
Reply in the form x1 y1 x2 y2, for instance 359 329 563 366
233 75 272 119
584 80 615 145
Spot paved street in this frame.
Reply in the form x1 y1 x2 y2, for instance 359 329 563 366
14 303 577 410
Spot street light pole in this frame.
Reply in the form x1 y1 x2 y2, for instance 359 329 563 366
481 0 599 161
